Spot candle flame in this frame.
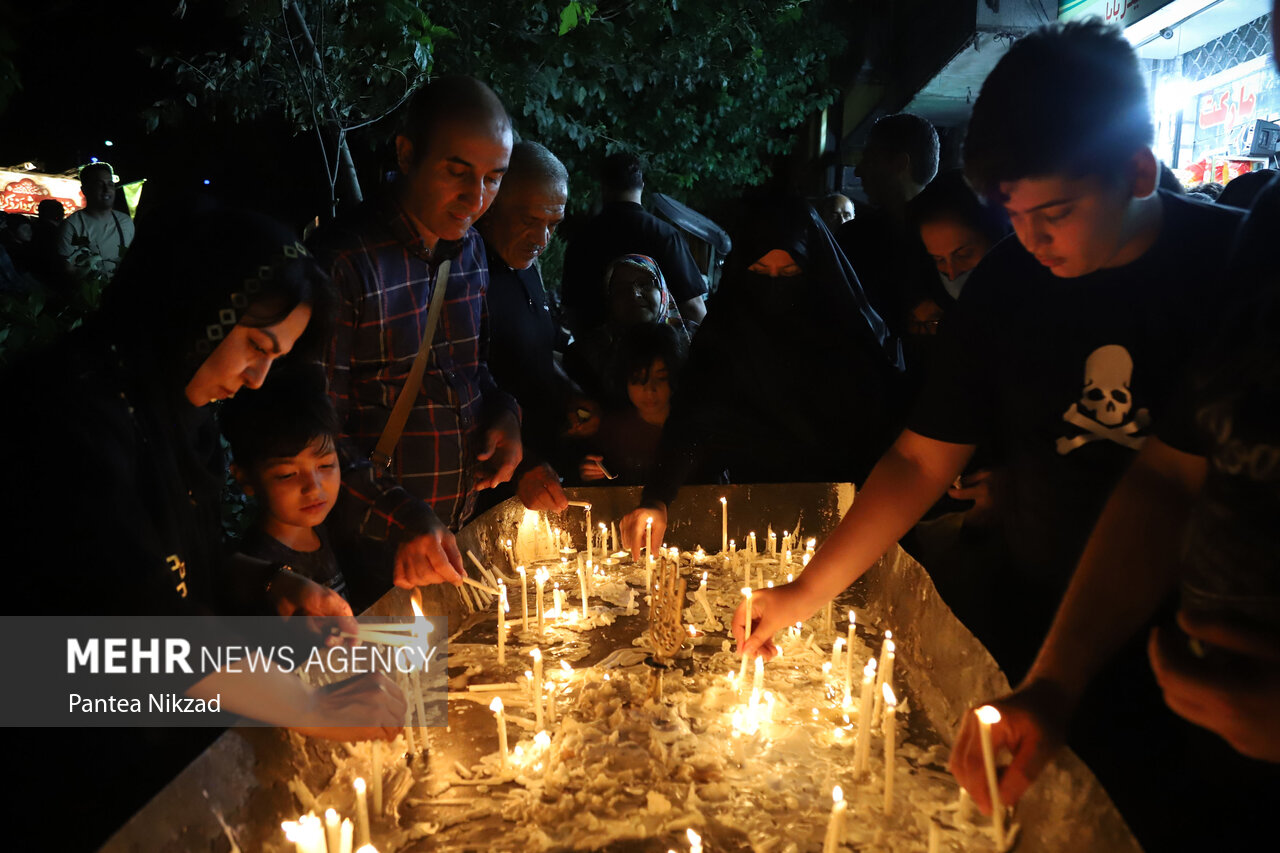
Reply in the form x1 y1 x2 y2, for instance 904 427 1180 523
355 846 379 853
849 610 856 626
885 629 893 639
281 821 301 841
687 828 702 845
522 509 540 524
518 565 526 576
646 517 653 527
833 785 844 803
534 730 551 749
559 660 573 674
976 705 1001 725
325 808 338 823
741 587 752 598
885 638 895 654
531 648 542 662
720 496 727 504
882 683 897 706
354 777 366 794
490 696 504 712
864 657 878 677
755 655 764 673
701 571 708 581
834 637 845 651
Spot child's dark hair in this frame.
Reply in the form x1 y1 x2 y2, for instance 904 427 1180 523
220 363 340 472
964 19 1153 200
614 323 687 392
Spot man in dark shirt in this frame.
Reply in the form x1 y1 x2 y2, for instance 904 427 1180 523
561 152 707 335
837 113 940 336
476 141 581 512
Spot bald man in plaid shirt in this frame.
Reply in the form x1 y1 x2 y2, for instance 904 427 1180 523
313 77 522 589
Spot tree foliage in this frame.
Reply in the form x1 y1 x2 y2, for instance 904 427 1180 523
432 0 844 209
152 0 843 213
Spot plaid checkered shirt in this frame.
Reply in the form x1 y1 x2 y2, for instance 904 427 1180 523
313 196 519 535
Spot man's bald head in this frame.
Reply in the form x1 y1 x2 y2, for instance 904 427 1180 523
480 141 569 270
400 75 512 162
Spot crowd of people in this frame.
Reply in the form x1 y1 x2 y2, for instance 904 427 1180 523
3 11 1278 850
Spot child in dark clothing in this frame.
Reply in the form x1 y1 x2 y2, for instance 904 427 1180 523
579 323 687 484
221 365 349 601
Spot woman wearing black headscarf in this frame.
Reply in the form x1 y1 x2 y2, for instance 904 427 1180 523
0 208 404 849
619 197 904 547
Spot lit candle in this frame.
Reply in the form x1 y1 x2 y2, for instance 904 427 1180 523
748 531 756 557
340 818 353 853
844 611 857 702
505 538 515 568
517 566 529 629
410 598 431 749
781 532 789 566
353 777 370 847
355 845 379 853
831 637 844 675
531 649 544 729
583 504 592 560
975 705 1007 847
738 587 753 687
821 785 847 853
577 566 588 618
782 548 790 569
553 582 563 618
854 657 877 774
883 683 898 815
767 527 776 556
598 522 607 565
872 630 894 718
697 572 712 622
645 516 653 565
875 642 896 721
497 581 507 665
371 740 382 814
611 521 618 555
720 496 728 554
687 828 703 853
490 696 509 771
325 808 341 853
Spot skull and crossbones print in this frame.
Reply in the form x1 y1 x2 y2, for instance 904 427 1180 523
1055 344 1151 455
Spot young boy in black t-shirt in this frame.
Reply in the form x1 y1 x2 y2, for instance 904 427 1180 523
221 366 349 602
733 19 1252 849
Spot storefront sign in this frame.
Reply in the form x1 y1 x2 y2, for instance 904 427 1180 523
1058 0 1172 25
1198 78 1259 131
0 170 84 217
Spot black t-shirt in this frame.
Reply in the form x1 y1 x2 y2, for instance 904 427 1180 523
561 200 708 333
909 191 1245 591
837 207 936 337
239 525 348 601
1159 175 1280 630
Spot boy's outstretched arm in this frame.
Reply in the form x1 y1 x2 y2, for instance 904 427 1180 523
950 436 1207 813
733 429 975 658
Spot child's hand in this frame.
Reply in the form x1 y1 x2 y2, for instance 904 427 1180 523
579 454 608 481
395 523 465 588
268 570 359 641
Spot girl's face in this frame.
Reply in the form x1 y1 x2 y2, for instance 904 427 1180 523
627 358 672 426
747 249 803 277
184 303 312 406
609 264 663 325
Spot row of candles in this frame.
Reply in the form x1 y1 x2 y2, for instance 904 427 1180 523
281 776 380 853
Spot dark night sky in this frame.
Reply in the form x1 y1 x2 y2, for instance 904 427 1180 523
1 1 343 227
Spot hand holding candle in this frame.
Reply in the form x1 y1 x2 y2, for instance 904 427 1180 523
975 704 1007 846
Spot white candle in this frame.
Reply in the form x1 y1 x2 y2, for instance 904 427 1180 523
490 696 509 771
535 568 548 634
645 516 653 565
872 631 894 718
751 654 765 706
976 705 1007 847
611 521 618 554
371 740 382 814
687 828 703 853
409 598 431 749
767 527 776 556
697 572 712 622
340 818 353 853
720 496 728 554
598 522 607 566
883 683 898 815
325 808 341 853
353 777 370 847
553 583 563 618
577 566 588 618
517 566 529 629
928 820 941 853
583 504 592 558
843 611 857 702
821 785 847 853
505 538 514 569
738 587 753 687
531 648 544 729
854 657 877 774
831 637 844 675
497 581 507 665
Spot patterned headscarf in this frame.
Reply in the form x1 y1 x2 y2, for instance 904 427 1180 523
603 253 676 324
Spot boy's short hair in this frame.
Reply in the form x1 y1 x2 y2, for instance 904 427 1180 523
220 364 340 472
614 323 687 392
964 19 1153 199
